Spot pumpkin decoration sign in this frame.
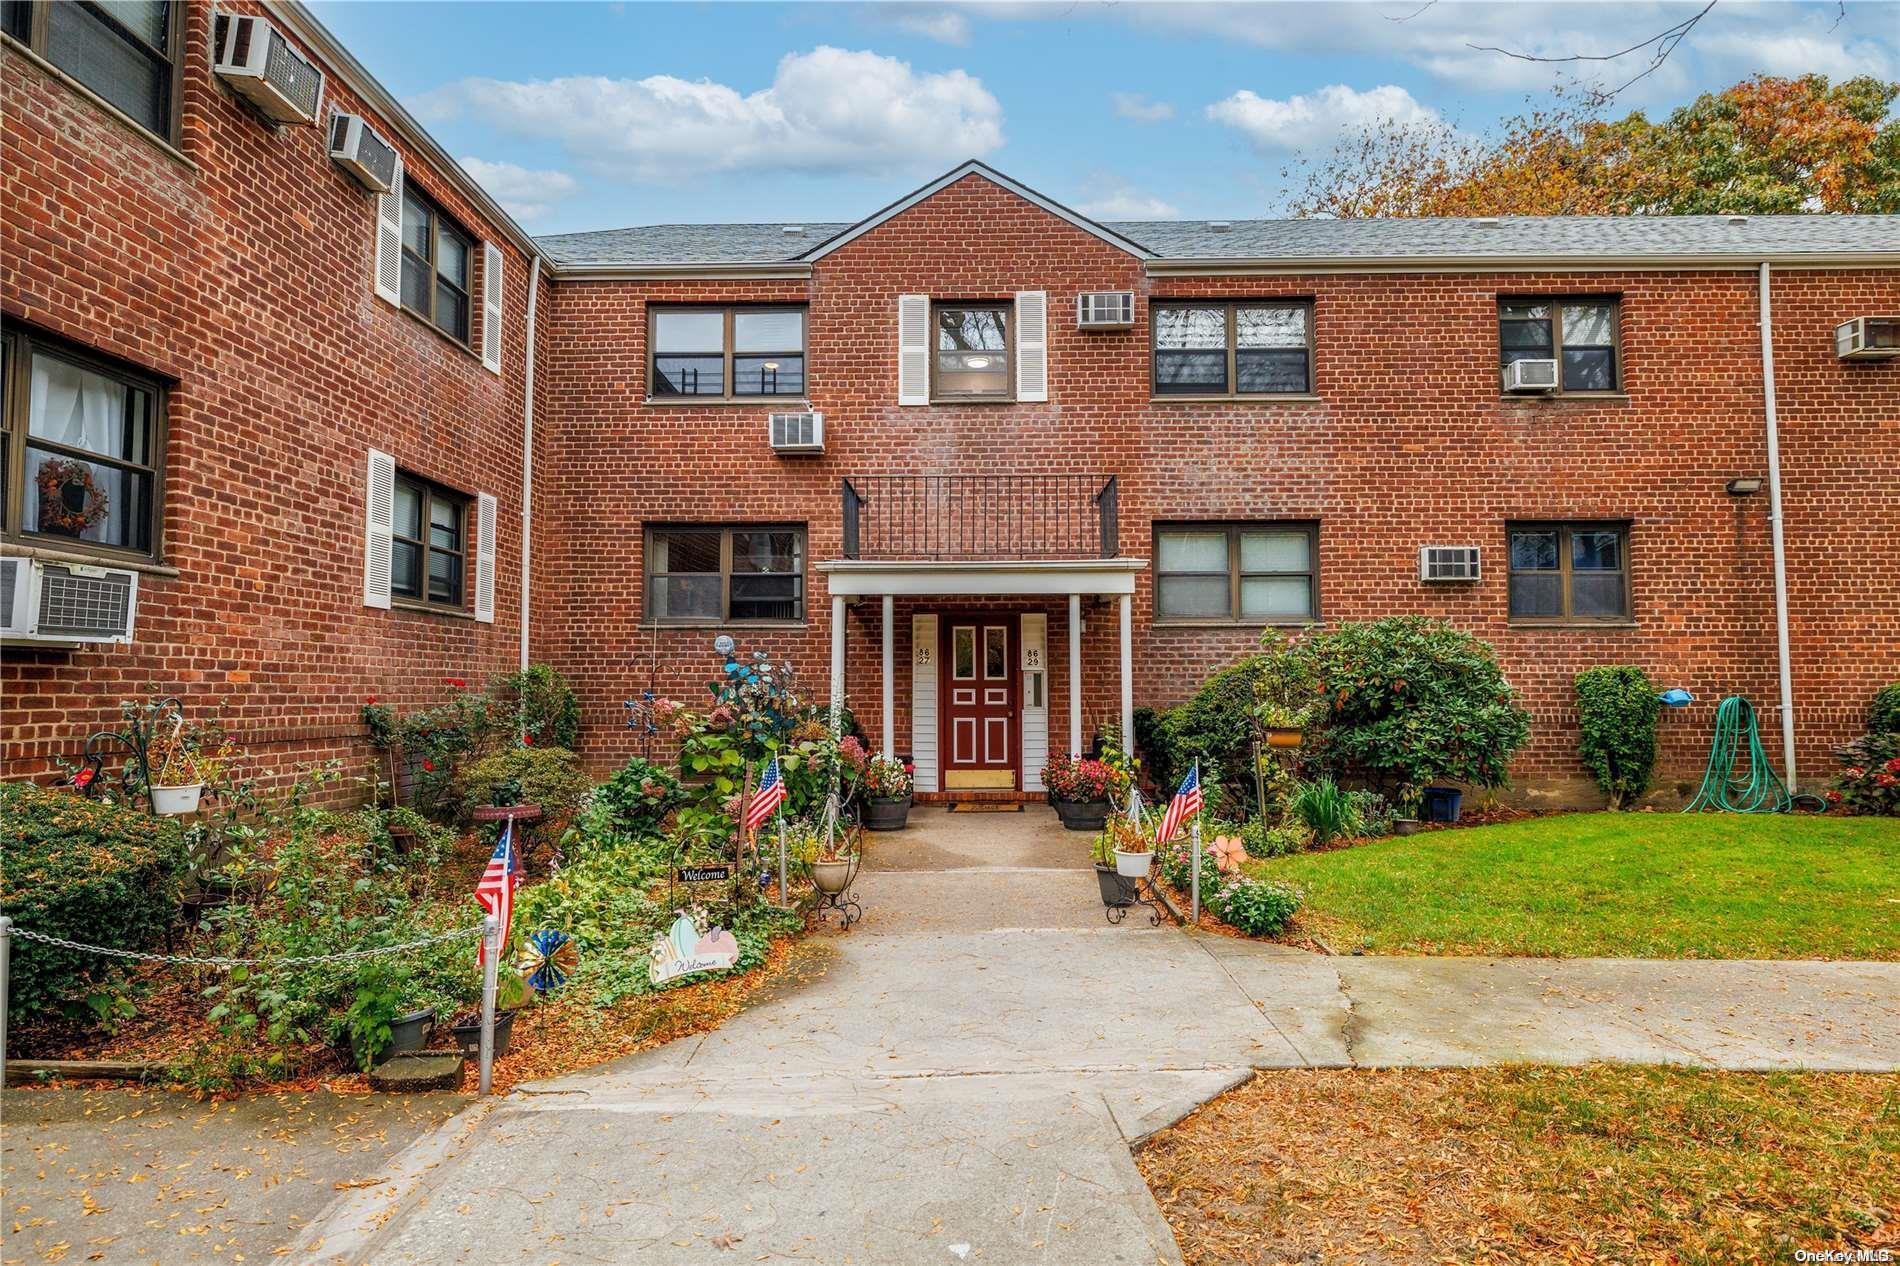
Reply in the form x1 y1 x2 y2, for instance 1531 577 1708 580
649 911 740 985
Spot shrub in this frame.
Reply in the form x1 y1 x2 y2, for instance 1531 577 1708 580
589 756 681 840
492 665 581 750
0 782 186 1019
1240 820 1309 858
1154 656 1269 814
1827 734 1900 816
1869 684 1900 735
1208 876 1303 937
1158 833 1225 901
1575 666 1660 809
456 746 592 825
1289 618 1530 797
1289 777 1362 846
1345 790 1394 837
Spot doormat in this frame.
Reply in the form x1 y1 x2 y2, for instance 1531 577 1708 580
947 802 1025 813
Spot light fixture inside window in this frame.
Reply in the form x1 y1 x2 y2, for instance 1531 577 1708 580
966 356 991 369
762 361 780 371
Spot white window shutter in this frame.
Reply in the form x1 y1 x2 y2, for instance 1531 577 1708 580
1016 290 1048 402
481 242 503 374
473 492 497 623
373 158 404 305
363 449 395 609
897 294 930 406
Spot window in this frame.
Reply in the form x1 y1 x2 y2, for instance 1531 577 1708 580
400 185 474 344
390 474 467 608
1153 523 1317 623
2 327 163 559
649 307 806 400
1499 299 1620 393
646 526 805 623
1153 301 1312 397
3 1 182 142
1507 523 1629 621
933 304 1010 400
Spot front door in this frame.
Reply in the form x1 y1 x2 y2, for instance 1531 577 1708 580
941 617 1018 789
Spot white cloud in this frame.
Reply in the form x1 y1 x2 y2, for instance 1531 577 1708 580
884 6 972 45
1075 187 1180 220
1207 84 1440 153
415 47 1004 183
1111 91 1175 122
1695 29 1895 84
457 157 580 223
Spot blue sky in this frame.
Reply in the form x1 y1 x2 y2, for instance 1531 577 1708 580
307 1 1899 236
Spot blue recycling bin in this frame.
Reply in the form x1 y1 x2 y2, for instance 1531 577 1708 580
1420 786 1463 823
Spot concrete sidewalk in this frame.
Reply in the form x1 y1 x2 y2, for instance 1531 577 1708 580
292 806 1900 1265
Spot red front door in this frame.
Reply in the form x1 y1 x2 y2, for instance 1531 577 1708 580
941 616 1018 789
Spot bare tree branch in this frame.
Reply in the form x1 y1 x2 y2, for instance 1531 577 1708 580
1385 1 1438 22
1467 0 1719 102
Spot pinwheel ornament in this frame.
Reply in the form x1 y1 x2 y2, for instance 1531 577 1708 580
517 928 578 993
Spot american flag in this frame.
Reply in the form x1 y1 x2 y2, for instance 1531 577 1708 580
1154 765 1203 846
474 821 521 965
743 757 786 833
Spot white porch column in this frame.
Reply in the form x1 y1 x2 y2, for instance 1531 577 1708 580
830 594 846 719
1068 593 1083 758
1118 593 1133 751
881 594 895 758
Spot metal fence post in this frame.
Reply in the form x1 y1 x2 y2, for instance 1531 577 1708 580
1 916 12 1078
478 914 499 1095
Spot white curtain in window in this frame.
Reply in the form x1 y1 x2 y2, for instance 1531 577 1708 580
30 354 124 458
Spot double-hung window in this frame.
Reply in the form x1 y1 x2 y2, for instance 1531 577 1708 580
932 304 1011 400
400 185 475 345
391 473 467 609
1153 301 1312 397
1507 523 1630 621
1154 523 1317 623
646 525 806 623
649 308 807 400
2 327 163 559
1499 299 1620 393
3 1 182 143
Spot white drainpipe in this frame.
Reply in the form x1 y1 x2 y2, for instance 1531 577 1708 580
520 254 542 669
1758 261 1797 789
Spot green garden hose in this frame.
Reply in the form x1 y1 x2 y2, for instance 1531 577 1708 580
1684 695 1793 813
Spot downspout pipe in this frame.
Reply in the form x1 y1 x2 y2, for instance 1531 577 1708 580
520 254 542 670
1758 261 1798 789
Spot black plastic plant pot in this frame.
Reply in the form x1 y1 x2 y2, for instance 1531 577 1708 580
1095 862 1134 908
450 1008 518 1061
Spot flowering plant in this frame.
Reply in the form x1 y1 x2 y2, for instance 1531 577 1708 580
1042 754 1117 803
861 754 913 800
1092 814 1150 866
1828 735 1900 816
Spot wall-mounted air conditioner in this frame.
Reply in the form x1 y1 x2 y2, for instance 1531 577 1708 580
768 411 824 454
0 557 140 644
1076 292 1135 330
1835 316 1900 361
212 12 323 126
327 112 399 193
1418 546 1481 582
1502 359 1558 393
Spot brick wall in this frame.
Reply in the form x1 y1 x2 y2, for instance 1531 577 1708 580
538 173 1899 803
1 0 539 788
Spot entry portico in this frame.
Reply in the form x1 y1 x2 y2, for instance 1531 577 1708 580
819 557 1147 793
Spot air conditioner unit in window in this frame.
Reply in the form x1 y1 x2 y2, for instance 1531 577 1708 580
212 12 323 126
1418 546 1482 582
768 411 824 454
1503 358 1559 393
1835 316 1900 361
327 112 399 193
0 558 140 644
1076 291 1135 330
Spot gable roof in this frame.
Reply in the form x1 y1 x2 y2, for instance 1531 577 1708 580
537 222 852 268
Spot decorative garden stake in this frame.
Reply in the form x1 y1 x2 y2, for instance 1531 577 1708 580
517 928 577 992
648 912 739 985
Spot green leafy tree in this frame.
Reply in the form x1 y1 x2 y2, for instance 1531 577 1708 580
1574 666 1661 809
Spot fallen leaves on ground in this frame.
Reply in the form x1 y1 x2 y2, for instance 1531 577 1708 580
1136 1065 1899 1265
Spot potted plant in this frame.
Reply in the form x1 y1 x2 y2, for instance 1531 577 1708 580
334 962 438 1072
811 818 860 895
859 754 913 831
1092 815 1151 905
1256 699 1312 749
1391 788 1423 836
147 731 233 816
449 968 532 1060
1042 754 1115 831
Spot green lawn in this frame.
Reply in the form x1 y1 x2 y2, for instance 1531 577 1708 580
1250 812 1900 959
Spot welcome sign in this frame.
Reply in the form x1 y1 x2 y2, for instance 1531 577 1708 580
649 912 740 985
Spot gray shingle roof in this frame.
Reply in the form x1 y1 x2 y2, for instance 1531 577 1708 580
537 213 1897 267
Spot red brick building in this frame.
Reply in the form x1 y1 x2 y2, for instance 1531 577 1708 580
5 2 1898 805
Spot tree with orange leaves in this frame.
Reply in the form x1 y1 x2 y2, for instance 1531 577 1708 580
1290 75 1899 218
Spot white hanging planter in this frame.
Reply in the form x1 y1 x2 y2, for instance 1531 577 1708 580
1113 848 1152 879
151 783 204 816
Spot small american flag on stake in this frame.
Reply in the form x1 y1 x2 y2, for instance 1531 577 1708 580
1154 765 1203 846
474 820 521 965
744 757 786 834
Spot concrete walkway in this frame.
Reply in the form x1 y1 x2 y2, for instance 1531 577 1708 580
296 807 1900 1265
